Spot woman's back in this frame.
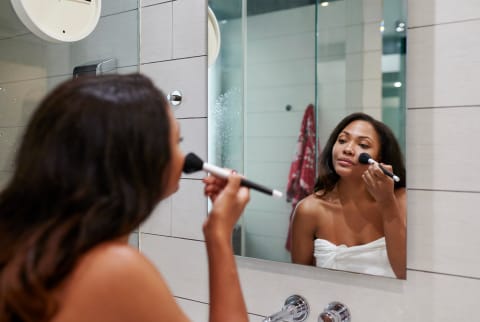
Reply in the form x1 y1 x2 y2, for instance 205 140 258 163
51 240 190 322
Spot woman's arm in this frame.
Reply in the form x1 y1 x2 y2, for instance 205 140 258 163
363 163 406 279
379 188 406 279
203 174 250 322
290 199 317 266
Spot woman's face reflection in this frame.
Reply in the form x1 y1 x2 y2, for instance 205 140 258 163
332 120 380 179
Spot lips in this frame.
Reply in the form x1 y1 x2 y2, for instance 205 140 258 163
337 158 354 166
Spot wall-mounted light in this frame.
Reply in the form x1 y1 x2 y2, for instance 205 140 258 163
394 82 402 88
10 0 101 43
395 21 406 33
320 2 329 7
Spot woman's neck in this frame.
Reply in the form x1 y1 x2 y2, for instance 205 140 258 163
336 177 374 202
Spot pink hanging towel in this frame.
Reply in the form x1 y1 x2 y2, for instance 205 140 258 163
285 104 317 251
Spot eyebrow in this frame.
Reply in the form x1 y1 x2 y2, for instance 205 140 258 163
339 131 373 141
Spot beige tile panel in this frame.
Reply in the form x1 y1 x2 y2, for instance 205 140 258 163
141 57 207 118
141 197 172 236
407 189 480 278
172 0 207 59
171 179 207 241
141 2 173 63
141 234 480 322
407 107 480 191
407 20 480 108
409 0 480 27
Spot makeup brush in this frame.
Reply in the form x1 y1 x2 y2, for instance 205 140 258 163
183 152 283 198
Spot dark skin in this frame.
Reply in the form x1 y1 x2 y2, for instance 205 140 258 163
291 120 406 279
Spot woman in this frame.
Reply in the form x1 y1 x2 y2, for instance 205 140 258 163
0 74 250 321
290 112 406 279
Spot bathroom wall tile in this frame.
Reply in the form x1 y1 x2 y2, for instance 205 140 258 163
178 118 207 180
362 79 381 110
346 0 382 26
247 32 315 65
362 0 382 23
71 10 139 70
0 9 138 84
171 179 207 241
101 0 138 16
142 0 172 7
246 112 303 138
140 234 209 302
246 162 291 191
141 232 480 322
246 85 315 113
244 233 290 263
141 197 172 236
0 75 69 127
0 1 29 40
141 2 173 63
245 137 297 163
318 1 346 29
363 22 382 52
172 0 206 59
141 57 207 118
0 34 68 83
128 232 139 249
407 107 480 191
247 58 315 89
0 171 11 190
0 127 22 171
408 189 480 278
176 297 265 322
362 50 381 80
409 0 480 27
247 5 316 40
407 20 480 108
176 298 208 322
237 259 480 322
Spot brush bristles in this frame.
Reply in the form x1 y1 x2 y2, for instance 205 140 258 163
183 152 204 174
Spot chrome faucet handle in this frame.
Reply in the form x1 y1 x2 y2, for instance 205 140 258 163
263 294 309 322
318 301 351 322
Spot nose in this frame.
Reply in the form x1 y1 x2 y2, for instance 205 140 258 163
343 142 354 155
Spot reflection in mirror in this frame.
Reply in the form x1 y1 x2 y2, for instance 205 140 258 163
208 0 406 279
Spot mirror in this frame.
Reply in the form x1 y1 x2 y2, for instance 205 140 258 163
208 0 406 279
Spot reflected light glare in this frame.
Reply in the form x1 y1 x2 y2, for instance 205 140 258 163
394 82 402 88
321 2 329 7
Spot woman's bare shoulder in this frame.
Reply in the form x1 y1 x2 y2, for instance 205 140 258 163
293 193 330 222
53 241 189 322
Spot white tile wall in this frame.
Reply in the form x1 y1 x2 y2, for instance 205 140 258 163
172 0 207 59
171 179 207 240
137 0 480 321
0 1 29 39
141 198 172 236
141 2 173 63
408 0 480 27
407 107 480 191
141 57 207 118
407 19 480 108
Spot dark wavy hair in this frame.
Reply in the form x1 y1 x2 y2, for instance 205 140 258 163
314 112 406 195
0 74 172 322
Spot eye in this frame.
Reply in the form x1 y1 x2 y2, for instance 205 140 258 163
338 138 346 144
178 136 184 143
359 143 370 149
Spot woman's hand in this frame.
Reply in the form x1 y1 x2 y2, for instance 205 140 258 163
362 162 395 203
202 174 250 242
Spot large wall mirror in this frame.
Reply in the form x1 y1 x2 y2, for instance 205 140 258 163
208 0 407 279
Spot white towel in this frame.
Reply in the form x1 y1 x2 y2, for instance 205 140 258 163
314 237 395 277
